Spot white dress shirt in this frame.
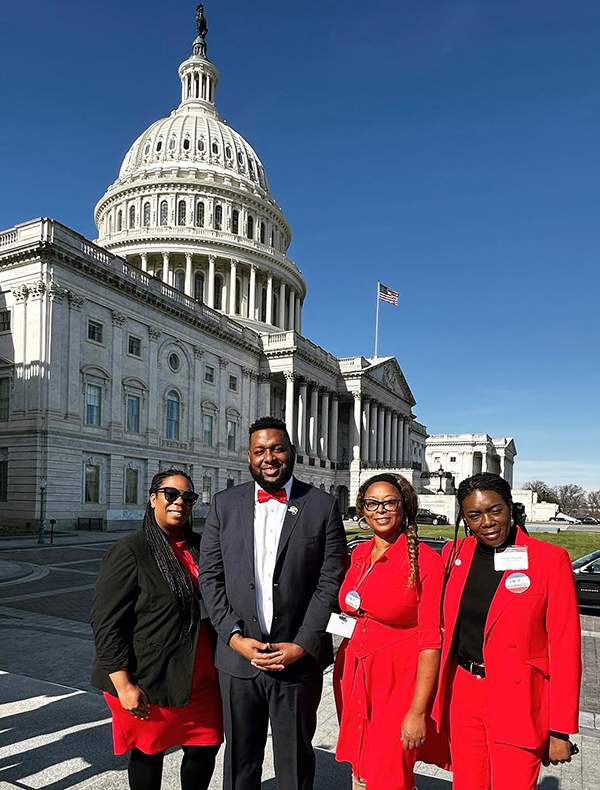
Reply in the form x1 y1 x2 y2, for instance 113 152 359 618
253 476 294 635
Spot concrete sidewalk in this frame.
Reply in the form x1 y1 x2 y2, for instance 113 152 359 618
0 668 596 790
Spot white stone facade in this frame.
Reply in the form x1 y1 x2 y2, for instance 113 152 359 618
424 433 516 491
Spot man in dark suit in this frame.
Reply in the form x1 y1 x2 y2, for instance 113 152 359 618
200 416 347 790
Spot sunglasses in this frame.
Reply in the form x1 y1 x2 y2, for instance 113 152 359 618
155 487 199 505
363 498 404 513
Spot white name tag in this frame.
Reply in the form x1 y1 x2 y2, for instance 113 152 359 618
494 545 528 571
326 612 357 638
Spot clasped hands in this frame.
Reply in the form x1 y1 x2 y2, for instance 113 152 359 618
230 634 306 671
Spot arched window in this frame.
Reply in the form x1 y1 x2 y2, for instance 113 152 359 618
144 142 151 156
214 275 223 310
232 209 239 234
175 270 185 292
260 221 266 244
108 215 113 234
116 210 123 232
237 151 244 166
235 276 242 315
247 215 254 240
160 200 168 226
177 200 186 226
166 390 180 440
169 137 176 150
156 140 163 152
214 204 222 231
143 202 151 227
248 159 255 179
225 144 232 159
198 137 205 152
183 138 190 150
260 286 267 323
194 272 205 302
270 228 275 247
211 140 219 155
129 205 135 229
196 202 205 227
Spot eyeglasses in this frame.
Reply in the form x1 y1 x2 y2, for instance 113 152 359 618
363 498 404 512
155 487 199 505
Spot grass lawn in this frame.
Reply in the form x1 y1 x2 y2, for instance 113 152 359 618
344 524 600 561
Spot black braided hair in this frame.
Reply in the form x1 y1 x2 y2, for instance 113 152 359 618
143 469 199 643
439 472 528 631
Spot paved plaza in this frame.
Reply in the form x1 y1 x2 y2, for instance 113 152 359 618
0 531 598 789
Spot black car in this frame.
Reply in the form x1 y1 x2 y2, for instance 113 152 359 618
578 517 600 525
346 533 448 555
573 549 600 608
417 509 448 526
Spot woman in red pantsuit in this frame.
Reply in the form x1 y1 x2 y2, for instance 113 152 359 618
91 470 223 790
432 473 581 790
334 474 449 790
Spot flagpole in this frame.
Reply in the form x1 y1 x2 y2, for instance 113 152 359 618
374 281 380 359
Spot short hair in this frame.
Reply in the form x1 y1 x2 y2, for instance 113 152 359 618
249 416 291 443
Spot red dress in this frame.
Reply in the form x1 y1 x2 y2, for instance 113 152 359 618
104 540 224 755
334 534 449 790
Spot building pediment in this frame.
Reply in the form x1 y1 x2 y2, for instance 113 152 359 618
364 357 416 406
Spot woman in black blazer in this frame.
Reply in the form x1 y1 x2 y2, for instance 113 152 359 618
91 469 223 790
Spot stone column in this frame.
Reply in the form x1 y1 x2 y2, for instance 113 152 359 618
162 252 171 285
207 255 215 308
384 409 392 466
352 393 362 463
192 347 204 448
397 417 405 465
266 275 273 324
279 281 286 329
288 289 296 331
249 265 256 320
391 412 399 467
369 402 378 464
309 385 319 456
297 379 308 454
377 407 385 465
229 259 237 315
259 372 271 416
110 311 126 437
330 395 339 464
499 454 506 480
240 367 252 452
66 291 83 419
185 253 193 296
140 252 148 273
482 451 488 472
403 419 410 465
241 270 249 317
147 327 161 446
320 389 330 459
361 398 370 463
284 372 295 443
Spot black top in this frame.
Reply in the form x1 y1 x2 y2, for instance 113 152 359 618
455 527 517 664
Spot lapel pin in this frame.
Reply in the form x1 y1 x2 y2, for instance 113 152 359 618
288 505 298 515
455 559 462 566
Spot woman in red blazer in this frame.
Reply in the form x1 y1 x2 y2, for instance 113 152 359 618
432 472 581 790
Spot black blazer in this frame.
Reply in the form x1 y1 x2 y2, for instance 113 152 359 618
90 528 207 707
199 478 347 680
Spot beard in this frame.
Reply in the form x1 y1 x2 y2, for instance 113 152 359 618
248 457 295 494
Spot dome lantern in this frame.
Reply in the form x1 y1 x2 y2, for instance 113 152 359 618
178 4 220 118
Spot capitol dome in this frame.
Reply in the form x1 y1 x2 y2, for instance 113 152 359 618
94 15 305 333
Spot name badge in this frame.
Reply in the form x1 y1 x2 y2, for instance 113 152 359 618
494 545 528 572
505 572 531 594
345 590 361 611
326 612 357 638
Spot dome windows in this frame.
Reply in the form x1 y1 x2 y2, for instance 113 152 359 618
198 137 205 152
260 222 266 244
237 151 244 166
169 137 176 151
143 202 151 227
177 200 186 226
214 204 223 231
183 138 190 151
248 159 255 179
174 271 185 293
196 201 205 228
194 272 205 302
116 210 123 232
211 140 219 156
129 205 136 229
225 145 232 160
231 209 239 234
214 275 223 310
246 215 254 240
156 140 163 152
160 200 168 226
144 142 151 156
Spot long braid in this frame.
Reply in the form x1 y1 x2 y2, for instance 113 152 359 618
405 521 420 589
142 469 199 643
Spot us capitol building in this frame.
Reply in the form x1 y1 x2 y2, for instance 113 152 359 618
0 12 516 530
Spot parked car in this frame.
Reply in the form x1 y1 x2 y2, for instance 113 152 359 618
346 533 448 555
417 509 448 526
578 517 600 525
573 549 600 608
549 515 581 524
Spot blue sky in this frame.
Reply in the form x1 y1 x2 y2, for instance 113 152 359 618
2 1 599 490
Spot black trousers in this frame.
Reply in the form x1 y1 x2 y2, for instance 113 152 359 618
219 669 324 790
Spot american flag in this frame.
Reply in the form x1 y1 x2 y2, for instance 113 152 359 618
378 283 399 306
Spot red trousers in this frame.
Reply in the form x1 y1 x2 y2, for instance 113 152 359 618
448 666 545 790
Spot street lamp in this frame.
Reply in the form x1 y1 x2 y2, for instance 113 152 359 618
38 477 47 545
436 465 445 494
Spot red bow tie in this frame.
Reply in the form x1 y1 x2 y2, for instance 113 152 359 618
257 489 287 504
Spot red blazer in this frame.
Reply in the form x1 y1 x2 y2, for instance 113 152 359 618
432 528 581 750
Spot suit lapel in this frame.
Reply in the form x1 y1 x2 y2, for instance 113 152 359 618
444 538 477 639
484 529 538 640
275 478 308 563
238 482 256 580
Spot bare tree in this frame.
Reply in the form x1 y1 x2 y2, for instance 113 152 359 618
587 490 600 518
550 484 587 517
522 480 559 504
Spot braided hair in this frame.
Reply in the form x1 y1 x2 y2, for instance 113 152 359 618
356 473 421 588
143 469 200 643
439 472 528 628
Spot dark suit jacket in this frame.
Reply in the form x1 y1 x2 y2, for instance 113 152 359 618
199 478 347 679
90 528 208 707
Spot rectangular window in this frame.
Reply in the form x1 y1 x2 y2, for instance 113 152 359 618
0 456 7 501
0 311 10 332
88 320 103 343
226 477 235 489
203 414 213 446
85 464 100 503
126 395 140 433
202 475 212 506
0 378 9 421
125 468 139 504
128 335 142 357
450 456 457 463
86 384 102 425
227 420 237 452
228 374 238 392
204 365 215 383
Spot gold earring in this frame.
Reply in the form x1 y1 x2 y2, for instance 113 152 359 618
358 516 371 531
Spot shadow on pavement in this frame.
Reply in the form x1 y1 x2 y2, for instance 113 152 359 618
539 779 560 790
